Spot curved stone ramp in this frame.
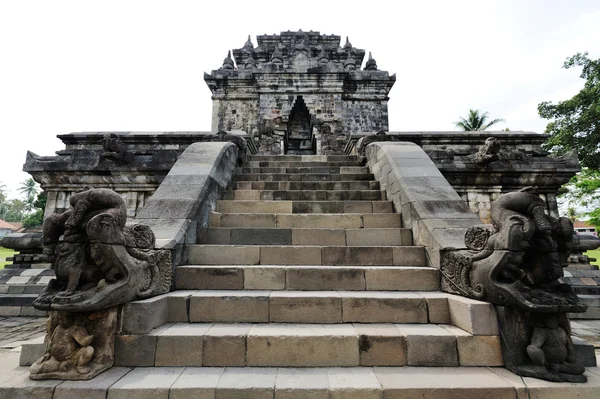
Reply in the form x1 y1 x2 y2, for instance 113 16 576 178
132 141 239 264
364 141 483 267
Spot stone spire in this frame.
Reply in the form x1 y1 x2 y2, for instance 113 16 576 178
244 53 258 70
271 47 283 64
317 48 330 66
343 36 352 50
364 52 378 71
243 35 254 50
344 51 356 71
221 51 235 70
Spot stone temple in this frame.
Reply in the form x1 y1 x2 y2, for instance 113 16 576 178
1 30 600 397
205 30 394 154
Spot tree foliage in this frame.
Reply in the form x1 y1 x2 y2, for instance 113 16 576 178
538 52 600 169
558 168 600 224
455 109 505 131
22 192 47 229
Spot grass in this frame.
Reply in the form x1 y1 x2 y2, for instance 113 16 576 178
584 249 600 266
0 246 16 269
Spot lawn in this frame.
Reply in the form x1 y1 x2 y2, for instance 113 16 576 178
0 246 16 269
584 249 600 266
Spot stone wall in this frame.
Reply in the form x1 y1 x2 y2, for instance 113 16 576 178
23 132 241 219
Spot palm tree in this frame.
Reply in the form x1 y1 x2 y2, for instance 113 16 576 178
18 178 39 204
455 109 505 131
566 206 578 223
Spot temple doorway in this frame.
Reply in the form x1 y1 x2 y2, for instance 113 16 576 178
285 96 315 155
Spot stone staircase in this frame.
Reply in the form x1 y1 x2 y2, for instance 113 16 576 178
106 154 525 397
10 154 600 397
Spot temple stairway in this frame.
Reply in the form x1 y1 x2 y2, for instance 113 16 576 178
111 155 521 397
9 155 600 398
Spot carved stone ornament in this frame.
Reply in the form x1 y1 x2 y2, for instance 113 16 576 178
101 133 132 163
30 187 171 380
30 307 117 380
440 188 587 382
356 130 389 159
469 137 501 165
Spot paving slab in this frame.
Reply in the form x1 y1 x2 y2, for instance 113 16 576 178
107 367 184 399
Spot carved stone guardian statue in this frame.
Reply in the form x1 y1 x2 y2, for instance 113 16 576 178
441 188 588 382
30 187 172 380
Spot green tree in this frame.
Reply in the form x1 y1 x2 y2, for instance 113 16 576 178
455 109 505 131
4 199 26 222
538 52 600 169
565 206 579 223
22 192 47 229
18 178 39 206
558 168 600 225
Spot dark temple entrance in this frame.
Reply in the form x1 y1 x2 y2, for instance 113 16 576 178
285 96 315 155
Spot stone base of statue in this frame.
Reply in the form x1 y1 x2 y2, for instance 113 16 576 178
496 306 587 383
29 307 117 381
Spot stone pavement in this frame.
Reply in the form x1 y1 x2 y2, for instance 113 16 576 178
0 317 45 351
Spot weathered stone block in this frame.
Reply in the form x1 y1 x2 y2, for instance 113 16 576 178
247 324 359 367
261 246 321 265
188 245 260 265
345 228 401 246
189 291 270 322
291 229 346 245
342 292 427 323
397 324 458 366
202 324 250 367
322 246 393 266
270 291 342 323
244 266 286 290
155 324 210 366
441 325 503 366
177 266 243 290
286 267 365 290
448 295 499 335
365 267 439 291
355 324 407 366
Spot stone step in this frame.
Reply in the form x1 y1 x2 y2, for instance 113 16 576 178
14 364 596 399
232 173 375 182
223 189 385 201
202 227 412 246
215 200 393 214
229 180 380 191
186 245 426 266
248 155 358 162
181 290 441 324
246 160 362 167
236 166 369 174
210 212 401 228
112 322 503 368
175 265 435 291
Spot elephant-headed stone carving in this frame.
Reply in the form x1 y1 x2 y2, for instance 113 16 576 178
30 187 171 380
441 188 587 382
34 187 171 312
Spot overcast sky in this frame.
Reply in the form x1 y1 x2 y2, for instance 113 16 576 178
1 0 599 198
